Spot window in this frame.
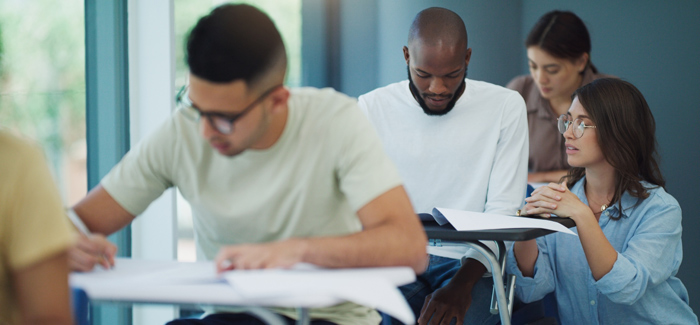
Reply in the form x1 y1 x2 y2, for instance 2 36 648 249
0 0 86 206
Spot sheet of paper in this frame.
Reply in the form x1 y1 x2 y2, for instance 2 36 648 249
434 207 576 236
289 264 416 286
70 259 221 287
224 268 415 324
71 258 416 324
69 259 243 305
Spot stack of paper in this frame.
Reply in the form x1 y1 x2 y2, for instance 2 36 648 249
70 258 416 324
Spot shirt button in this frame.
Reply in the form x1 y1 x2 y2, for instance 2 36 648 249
590 300 596 305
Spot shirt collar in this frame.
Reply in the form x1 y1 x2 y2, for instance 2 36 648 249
570 176 641 219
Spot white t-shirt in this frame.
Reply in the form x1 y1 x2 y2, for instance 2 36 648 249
102 87 403 325
358 79 528 270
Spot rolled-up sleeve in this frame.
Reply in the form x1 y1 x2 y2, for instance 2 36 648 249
507 239 556 303
595 201 683 305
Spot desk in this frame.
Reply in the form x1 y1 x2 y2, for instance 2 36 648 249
421 215 575 325
70 258 416 325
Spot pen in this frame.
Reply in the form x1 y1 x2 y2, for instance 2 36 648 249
67 209 111 269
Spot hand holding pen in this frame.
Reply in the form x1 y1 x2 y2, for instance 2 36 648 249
67 209 117 271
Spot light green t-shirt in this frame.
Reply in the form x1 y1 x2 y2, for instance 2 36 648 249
0 130 75 325
101 87 403 325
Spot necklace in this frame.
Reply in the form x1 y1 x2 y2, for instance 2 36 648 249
593 204 608 215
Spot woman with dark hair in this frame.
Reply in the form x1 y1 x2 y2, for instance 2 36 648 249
507 10 614 183
507 78 698 324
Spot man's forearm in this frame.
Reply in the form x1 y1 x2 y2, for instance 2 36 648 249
299 218 427 273
449 258 487 289
73 185 135 235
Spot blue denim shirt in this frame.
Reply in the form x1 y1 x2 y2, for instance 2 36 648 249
507 177 698 324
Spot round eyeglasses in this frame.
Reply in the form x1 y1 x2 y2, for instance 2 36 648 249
557 114 596 139
176 84 282 135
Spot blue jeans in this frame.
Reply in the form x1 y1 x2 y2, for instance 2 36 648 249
166 313 336 325
383 255 499 325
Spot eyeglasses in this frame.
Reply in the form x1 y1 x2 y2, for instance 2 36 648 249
557 114 596 138
176 84 282 134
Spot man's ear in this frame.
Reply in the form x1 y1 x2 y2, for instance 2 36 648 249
268 86 290 115
465 48 472 67
403 46 410 65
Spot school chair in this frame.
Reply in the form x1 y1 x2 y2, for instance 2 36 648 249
71 287 90 325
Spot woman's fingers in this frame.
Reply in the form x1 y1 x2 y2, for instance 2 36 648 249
528 186 563 202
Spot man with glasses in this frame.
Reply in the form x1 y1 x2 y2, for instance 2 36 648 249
358 7 528 325
68 4 426 324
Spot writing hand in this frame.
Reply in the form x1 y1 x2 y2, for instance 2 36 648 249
68 233 117 271
215 238 309 273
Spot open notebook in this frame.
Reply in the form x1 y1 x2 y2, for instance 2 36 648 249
429 207 576 236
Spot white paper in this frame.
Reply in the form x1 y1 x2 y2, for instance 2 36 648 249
71 258 416 324
434 207 576 236
224 267 415 324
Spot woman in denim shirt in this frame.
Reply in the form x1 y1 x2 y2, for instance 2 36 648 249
508 78 698 324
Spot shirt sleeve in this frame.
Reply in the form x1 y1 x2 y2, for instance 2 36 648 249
356 94 370 116
505 75 526 92
330 97 403 212
594 197 684 305
484 91 529 216
100 118 177 216
4 143 75 271
460 91 528 273
506 239 556 303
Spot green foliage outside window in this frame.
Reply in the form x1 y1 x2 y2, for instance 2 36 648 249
0 0 86 200
174 0 301 89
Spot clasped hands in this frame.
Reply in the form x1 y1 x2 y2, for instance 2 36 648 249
522 182 592 222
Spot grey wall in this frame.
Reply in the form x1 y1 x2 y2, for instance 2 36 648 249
305 0 700 314
375 0 523 91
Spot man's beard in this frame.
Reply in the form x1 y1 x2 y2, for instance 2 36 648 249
407 66 466 116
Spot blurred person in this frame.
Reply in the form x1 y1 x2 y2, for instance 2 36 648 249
507 10 614 183
0 129 74 325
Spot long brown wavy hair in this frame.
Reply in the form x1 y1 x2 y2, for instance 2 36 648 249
561 78 665 219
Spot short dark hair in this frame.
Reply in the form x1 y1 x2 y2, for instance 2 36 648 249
563 78 665 218
526 10 596 73
186 4 286 84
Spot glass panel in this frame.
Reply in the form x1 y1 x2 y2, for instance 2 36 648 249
0 0 86 206
173 0 302 263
